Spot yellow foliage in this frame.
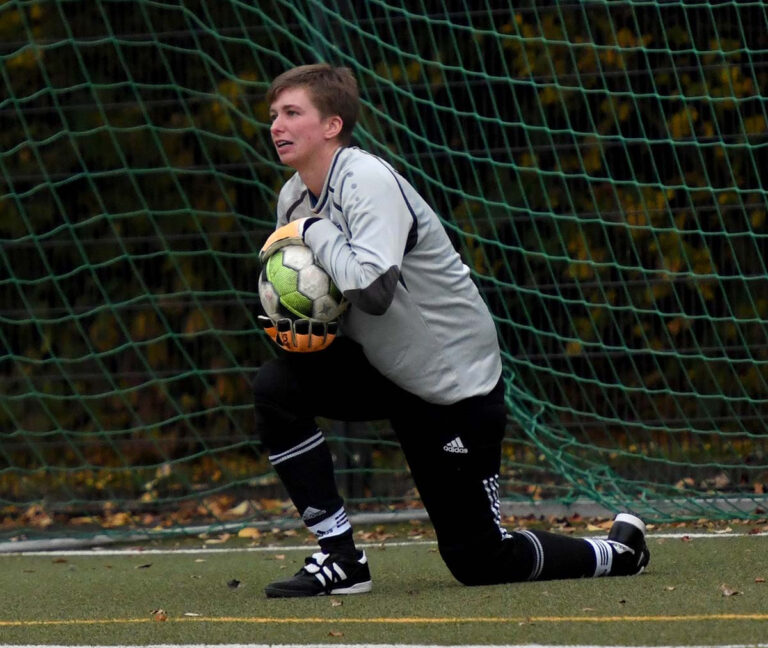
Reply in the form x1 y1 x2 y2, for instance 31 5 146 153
744 114 767 136
565 340 582 356
566 260 593 280
690 247 714 275
717 191 736 205
406 60 421 83
697 280 716 301
616 27 638 48
667 317 690 335
253 99 270 123
216 375 236 403
539 85 559 106
617 101 631 122
667 107 698 139
240 116 257 138
521 22 535 39
6 46 38 70
146 341 168 368
582 140 602 174
577 45 597 74
518 152 537 168
89 315 120 352
600 47 625 69
131 311 160 341
217 79 241 101
184 309 209 336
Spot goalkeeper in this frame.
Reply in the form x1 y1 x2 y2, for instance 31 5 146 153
253 63 649 598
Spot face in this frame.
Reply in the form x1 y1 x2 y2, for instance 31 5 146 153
269 86 340 170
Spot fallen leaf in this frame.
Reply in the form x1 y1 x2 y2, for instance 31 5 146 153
755 577 765 583
328 630 344 637
227 579 241 589
225 501 254 518
664 585 676 591
183 612 201 617
151 609 168 622
330 598 343 607
719 583 741 597
136 563 152 569
237 527 262 539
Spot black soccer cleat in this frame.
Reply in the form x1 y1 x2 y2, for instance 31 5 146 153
264 550 372 598
607 513 650 576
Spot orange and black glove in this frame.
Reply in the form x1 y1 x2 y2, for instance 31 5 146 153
257 315 337 353
259 217 321 265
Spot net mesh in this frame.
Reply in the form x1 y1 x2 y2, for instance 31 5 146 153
2 0 767 540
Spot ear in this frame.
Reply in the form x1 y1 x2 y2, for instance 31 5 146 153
324 115 343 141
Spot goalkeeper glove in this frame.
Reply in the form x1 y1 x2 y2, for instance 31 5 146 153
259 217 321 264
257 315 337 353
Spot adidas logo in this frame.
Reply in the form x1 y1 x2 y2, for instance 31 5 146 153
443 437 468 454
301 506 327 522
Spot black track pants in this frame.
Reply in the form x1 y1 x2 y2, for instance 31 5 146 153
252 337 594 584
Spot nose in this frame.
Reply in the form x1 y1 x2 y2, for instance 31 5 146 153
270 115 283 136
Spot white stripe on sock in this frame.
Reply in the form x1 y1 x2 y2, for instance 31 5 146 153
307 506 351 539
268 430 325 466
519 530 544 580
586 538 613 577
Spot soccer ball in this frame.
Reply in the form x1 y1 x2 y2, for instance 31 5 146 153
258 244 347 322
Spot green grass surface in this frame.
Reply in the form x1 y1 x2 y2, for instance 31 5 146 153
1 527 767 646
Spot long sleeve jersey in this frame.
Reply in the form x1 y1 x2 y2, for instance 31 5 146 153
273 146 502 405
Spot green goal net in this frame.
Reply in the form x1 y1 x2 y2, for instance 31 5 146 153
2 0 767 542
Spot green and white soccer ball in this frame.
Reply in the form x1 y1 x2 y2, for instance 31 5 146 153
258 244 347 322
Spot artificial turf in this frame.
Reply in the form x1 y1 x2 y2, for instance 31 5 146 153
1 525 766 646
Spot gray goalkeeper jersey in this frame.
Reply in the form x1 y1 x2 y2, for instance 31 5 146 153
274 146 502 405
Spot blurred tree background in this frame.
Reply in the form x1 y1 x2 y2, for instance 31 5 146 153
1 0 767 537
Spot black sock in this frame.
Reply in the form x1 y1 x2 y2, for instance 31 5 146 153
319 528 357 557
267 428 352 544
515 529 600 580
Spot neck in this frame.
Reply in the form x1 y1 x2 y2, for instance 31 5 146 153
298 145 342 196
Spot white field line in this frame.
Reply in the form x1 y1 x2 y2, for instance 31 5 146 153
1 531 766 557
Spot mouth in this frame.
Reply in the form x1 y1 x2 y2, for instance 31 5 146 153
275 139 293 150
